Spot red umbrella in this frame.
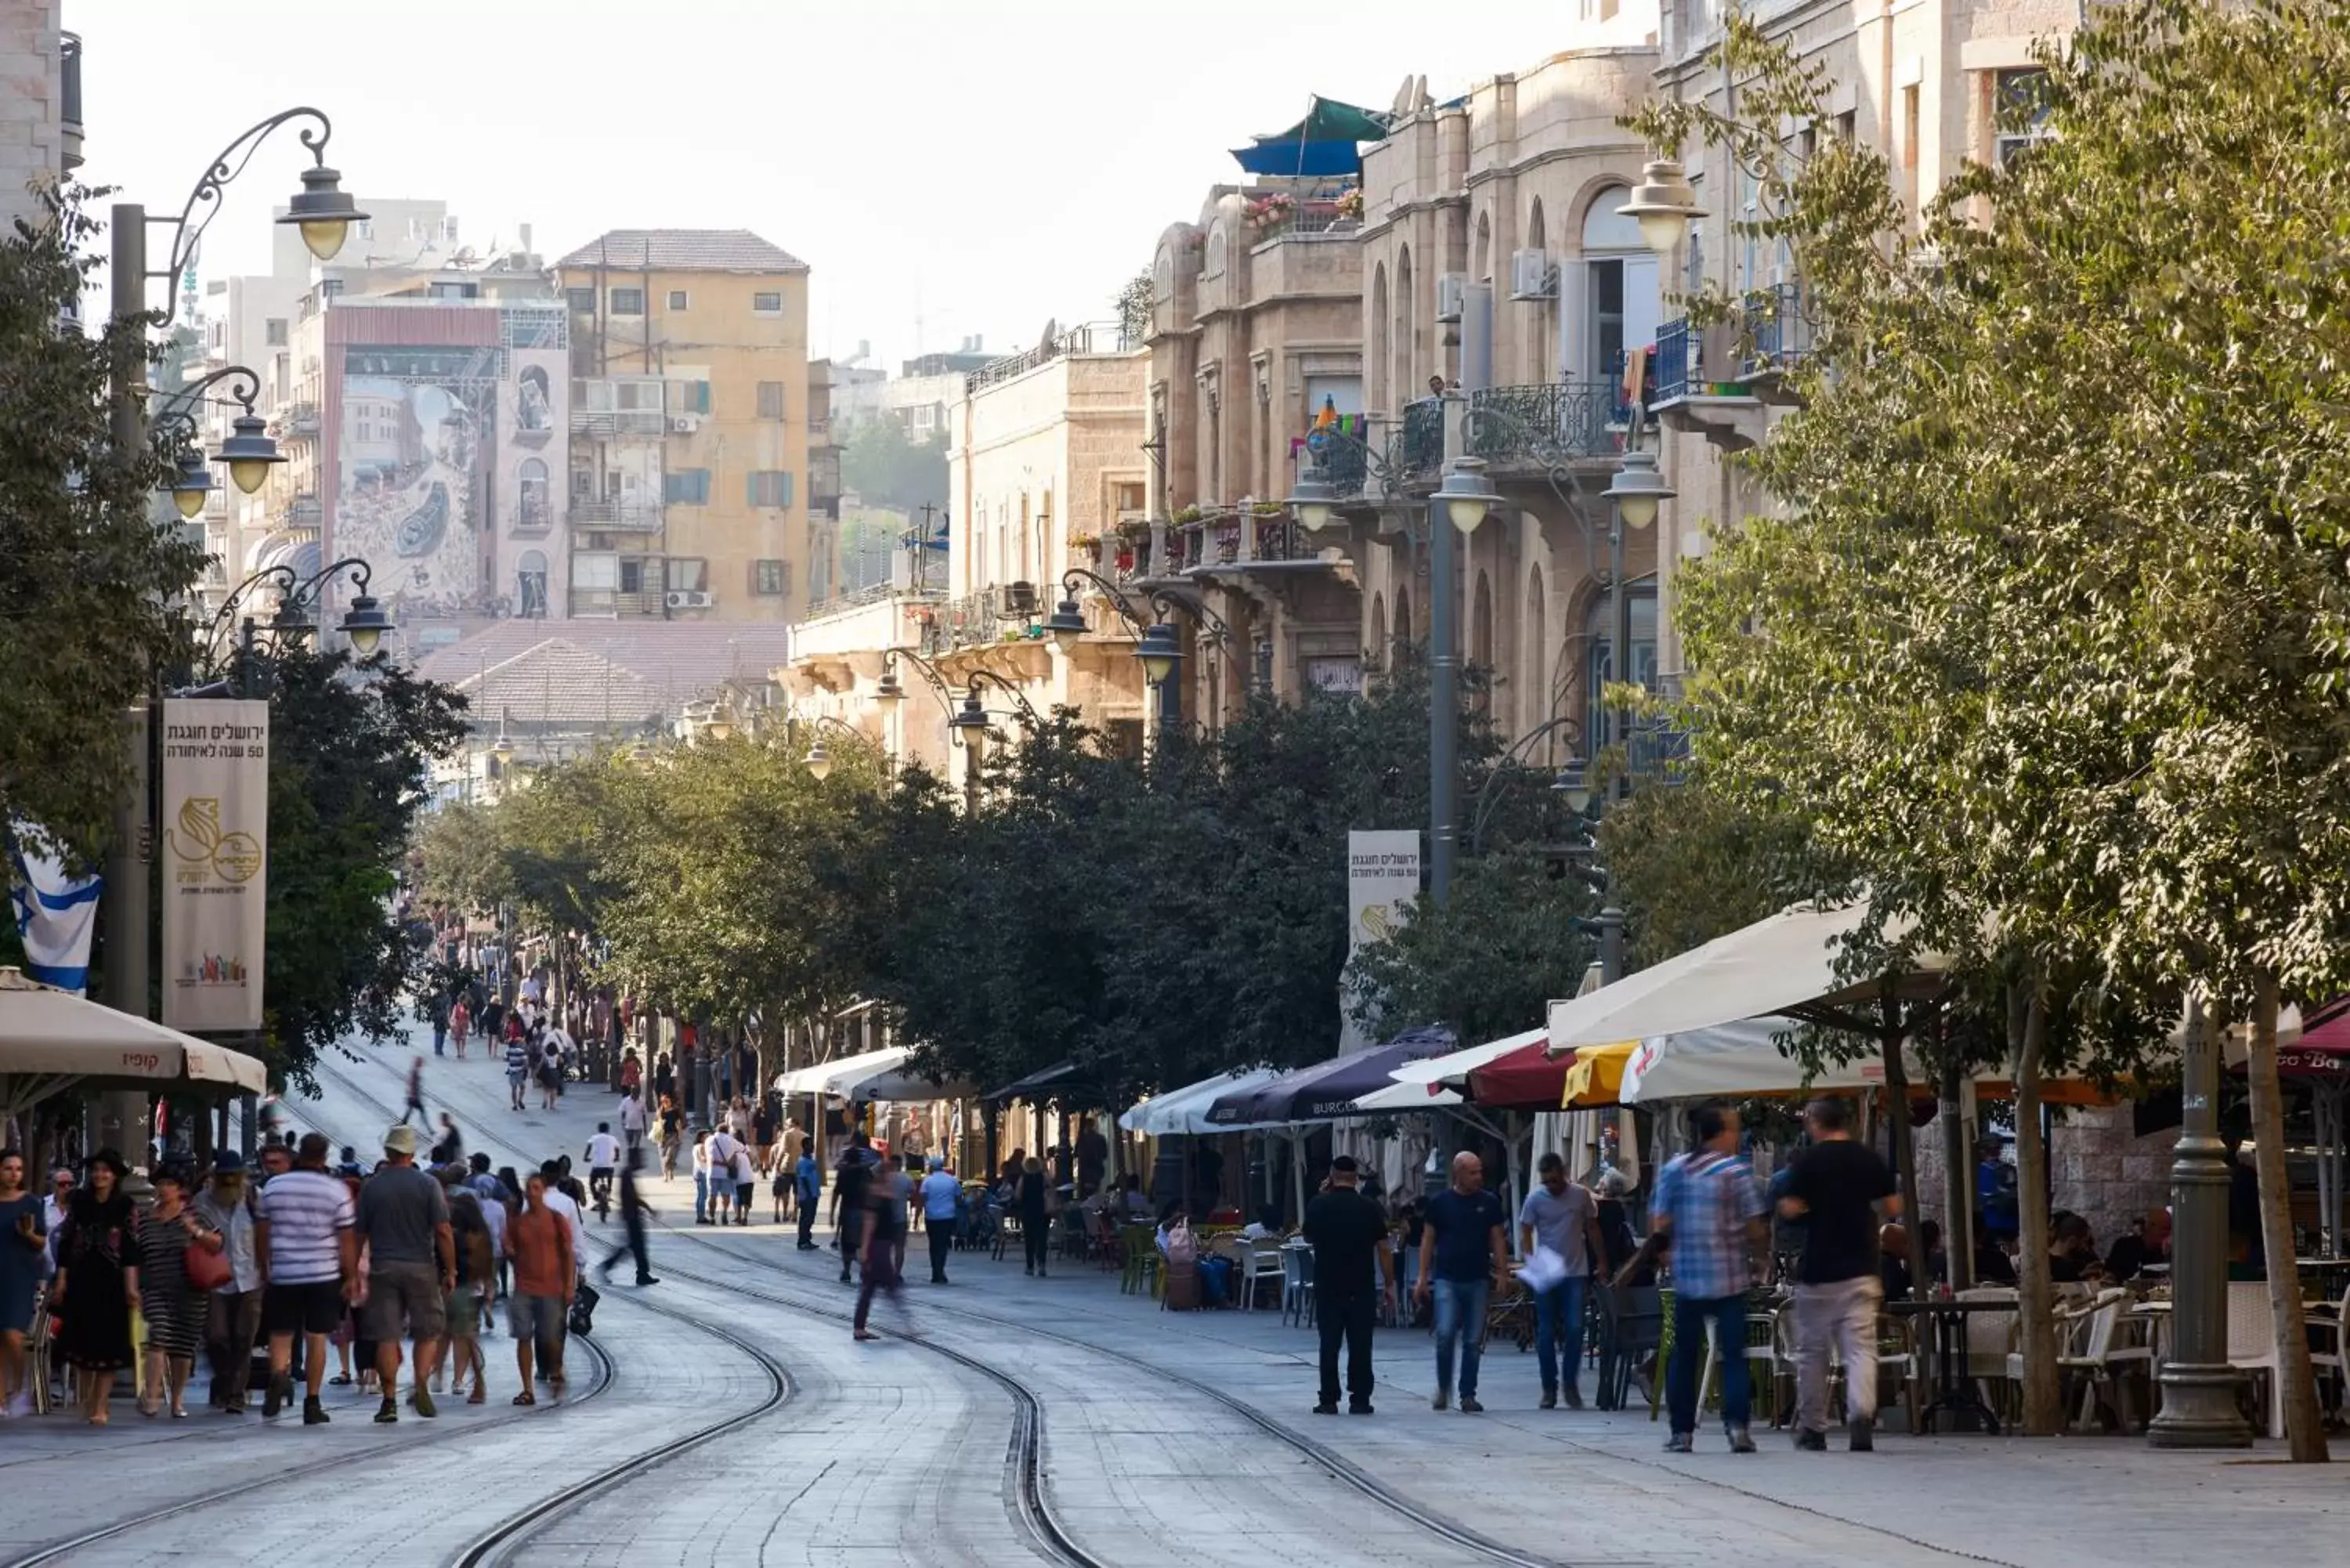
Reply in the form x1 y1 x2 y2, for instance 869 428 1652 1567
1464 1040 1571 1111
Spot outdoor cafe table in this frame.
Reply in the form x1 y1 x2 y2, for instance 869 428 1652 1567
1887 1297 2012 1434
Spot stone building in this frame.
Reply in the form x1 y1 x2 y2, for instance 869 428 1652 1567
558 229 813 625
780 325 1150 792
1141 174 1368 719
0 5 74 239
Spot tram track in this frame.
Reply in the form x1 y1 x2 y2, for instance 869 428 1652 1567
0 1333 616 1568
656 1228 1538 1568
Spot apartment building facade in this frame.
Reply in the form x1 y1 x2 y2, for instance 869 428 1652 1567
0 6 76 237
1142 175 1368 721
558 229 812 625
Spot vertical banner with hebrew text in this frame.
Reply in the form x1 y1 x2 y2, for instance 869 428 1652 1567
161 698 269 1031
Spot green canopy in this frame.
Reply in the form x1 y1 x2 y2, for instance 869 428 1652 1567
1231 97 1391 176
1253 96 1391 146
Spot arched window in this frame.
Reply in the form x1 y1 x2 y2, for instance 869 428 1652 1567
516 548 549 619
1473 210 1492 284
1394 583 1414 649
1524 564 1548 736
1396 244 1416 400
1369 262 1390 410
1368 591 1388 671
1525 199 1552 381
1585 587 1657 749
517 457 549 528
1470 569 1495 714
1578 186 1657 396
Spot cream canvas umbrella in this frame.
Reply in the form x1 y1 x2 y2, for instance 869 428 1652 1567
0 967 267 1119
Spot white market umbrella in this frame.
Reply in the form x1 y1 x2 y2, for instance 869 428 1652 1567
1546 898 1932 1050
1119 1068 1285 1136
1387 1024 1546 1088
0 967 267 1118
773 1045 911 1098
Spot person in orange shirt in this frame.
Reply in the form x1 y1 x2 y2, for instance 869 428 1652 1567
502 1172 575 1403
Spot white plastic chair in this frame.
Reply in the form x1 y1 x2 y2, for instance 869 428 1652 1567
2225 1279 2285 1440
2307 1282 2350 1416
1280 1245 1316 1327
1230 1236 1285 1312
1956 1288 2019 1419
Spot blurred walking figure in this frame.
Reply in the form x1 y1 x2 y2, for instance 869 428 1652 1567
1649 1104 1769 1454
596 1151 660 1288
853 1157 907 1341
1778 1098 1900 1453
401 1057 428 1127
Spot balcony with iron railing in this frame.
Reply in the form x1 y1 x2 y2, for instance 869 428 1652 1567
277 400 320 439
1399 396 1445 480
1741 282 1813 381
570 497 663 532
1167 508 1331 574
570 405 667 440
1464 381 1627 472
964 321 1129 396
286 493 323 526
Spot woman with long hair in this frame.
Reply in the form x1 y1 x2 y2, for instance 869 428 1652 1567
51 1151 139 1425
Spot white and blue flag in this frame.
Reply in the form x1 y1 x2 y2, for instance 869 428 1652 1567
7 825 102 995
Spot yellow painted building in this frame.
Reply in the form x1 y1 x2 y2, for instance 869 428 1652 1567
558 229 811 623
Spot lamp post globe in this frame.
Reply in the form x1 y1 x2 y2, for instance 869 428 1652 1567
1618 157 1707 256
339 592 392 657
873 669 906 710
277 163 370 262
804 740 833 782
1043 594 1087 656
1603 449 1674 531
1552 753 1594 815
215 411 285 496
1435 455 1498 536
1135 620 1183 688
1284 469 1340 535
164 446 215 519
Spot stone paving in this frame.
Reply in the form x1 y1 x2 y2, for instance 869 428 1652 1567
19 1031 2338 1568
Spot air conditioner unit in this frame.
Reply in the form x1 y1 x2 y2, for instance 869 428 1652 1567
671 414 700 434
1435 272 1467 323
684 590 714 609
665 590 689 609
1509 248 1556 302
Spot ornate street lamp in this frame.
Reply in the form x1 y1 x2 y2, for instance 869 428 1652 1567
1603 449 1675 532
1552 753 1594 815
1284 467 1342 535
164 445 216 519
1619 157 1707 256
803 739 833 782
1135 620 1184 688
1435 454 1497 536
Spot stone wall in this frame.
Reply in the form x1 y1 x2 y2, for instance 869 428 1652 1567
1908 1100 2171 1259
0 2 63 240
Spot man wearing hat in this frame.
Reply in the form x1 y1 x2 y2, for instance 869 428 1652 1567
1302 1155 1396 1415
194 1150 264 1413
916 1155 962 1285
352 1123 454 1423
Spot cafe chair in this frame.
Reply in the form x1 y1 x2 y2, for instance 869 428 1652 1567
1280 1244 1316 1327
2306 1282 2350 1421
2225 1279 2286 1440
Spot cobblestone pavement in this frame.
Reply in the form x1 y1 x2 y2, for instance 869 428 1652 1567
17 1032 2322 1568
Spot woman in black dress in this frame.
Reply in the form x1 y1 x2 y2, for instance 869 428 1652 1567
52 1150 138 1425
1018 1156 1050 1278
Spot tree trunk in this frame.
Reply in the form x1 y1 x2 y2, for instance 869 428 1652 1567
2247 974 2329 1460
1878 991 1928 1302
2012 983 2062 1435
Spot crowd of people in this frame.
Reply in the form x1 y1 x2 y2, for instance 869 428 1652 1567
0 1094 672 1427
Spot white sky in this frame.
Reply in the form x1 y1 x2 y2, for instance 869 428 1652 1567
72 1 1590 370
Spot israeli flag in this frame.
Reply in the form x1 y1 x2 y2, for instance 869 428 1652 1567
8 825 102 995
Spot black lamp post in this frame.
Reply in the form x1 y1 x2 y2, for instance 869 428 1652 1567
102 107 368 1027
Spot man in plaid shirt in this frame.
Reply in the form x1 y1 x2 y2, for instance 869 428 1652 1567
1647 1102 1768 1453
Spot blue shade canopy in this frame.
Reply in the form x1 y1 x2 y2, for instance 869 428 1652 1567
1204 1027 1458 1125
1231 96 1391 175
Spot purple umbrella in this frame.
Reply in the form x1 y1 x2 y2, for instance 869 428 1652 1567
1204 1027 1457 1125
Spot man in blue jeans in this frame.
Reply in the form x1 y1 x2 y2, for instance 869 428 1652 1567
1413 1151 1509 1412
1518 1151 1607 1409
1648 1102 1768 1454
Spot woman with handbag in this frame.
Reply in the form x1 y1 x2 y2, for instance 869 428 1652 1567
136 1165 219 1418
51 1150 139 1425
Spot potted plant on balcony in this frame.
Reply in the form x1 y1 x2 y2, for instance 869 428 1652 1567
1244 192 1294 237
1173 504 1204 526
1069 530 1101 564
1116 513 1154 544
1336 186 1364 220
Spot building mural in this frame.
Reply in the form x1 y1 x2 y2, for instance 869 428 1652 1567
332 344 499 619
323 302 570 624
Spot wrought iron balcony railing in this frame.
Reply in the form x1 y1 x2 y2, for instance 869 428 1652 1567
1465 381 1624 468
1653 320 1697 403
1744 283 1813 374
1399 396 1446 479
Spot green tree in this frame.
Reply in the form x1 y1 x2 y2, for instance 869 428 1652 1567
1644 0 2350 1451
262 642 468 1091
1348 856 1592 1048
841 418 949 512
2 188 206 866
410 798 516 916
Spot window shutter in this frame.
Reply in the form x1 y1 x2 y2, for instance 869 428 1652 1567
780 471 794 508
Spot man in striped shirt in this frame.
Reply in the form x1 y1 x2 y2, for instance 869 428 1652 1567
255 1133 357 1426
504 1031 530 1112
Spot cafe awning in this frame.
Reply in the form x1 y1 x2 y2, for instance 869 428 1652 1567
0 968 267 1118
1544 897 1937 1050
1230 96 1391 176
1119 1067 1286 1135
1207 1028 1457 1125
982 1058 1115 1107
1389 1024 1546 1087
775 1046 909 1098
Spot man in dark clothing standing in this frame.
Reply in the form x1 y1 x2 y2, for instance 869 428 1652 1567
1778 1097 1900 1451
833 1134 877 1284
1413 1151 1509 1413
1301 1154 1394 1415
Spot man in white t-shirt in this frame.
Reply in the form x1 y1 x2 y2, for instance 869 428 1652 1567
617 1089 649 1152
536 1161 586 1281
707 1126 747 1228
585 1125 621 1220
